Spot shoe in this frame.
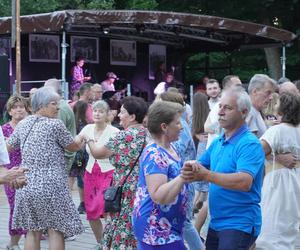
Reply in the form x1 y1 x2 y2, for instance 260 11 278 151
40 234 47 240
65 235 77 241
6 245 21 250
77 202 86 214
90 242 102 250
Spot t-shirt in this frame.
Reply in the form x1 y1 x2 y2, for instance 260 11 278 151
208 98 219 110
0 127 9 165
80 124 119 173
58 99 76 169
101 80 115 93
199 124 265 236
153 81 166 95
172 118 196 162
205 101 221 148
132 143 188 245
260 123 300 159
246 106 267 138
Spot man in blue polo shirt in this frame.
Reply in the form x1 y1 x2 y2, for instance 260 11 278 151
182 86 265 250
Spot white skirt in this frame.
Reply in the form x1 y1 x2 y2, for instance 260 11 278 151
255 165 300 250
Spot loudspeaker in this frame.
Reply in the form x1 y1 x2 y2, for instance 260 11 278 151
0 55 10 92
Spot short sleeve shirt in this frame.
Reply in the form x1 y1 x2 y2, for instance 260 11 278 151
132 143 188 245
0 127 9 165
246 106 267 138
260 123 300 159
172 118 196 162
199 124 265 236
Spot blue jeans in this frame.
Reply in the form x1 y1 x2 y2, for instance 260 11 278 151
205 228 257 250
183 220 204 250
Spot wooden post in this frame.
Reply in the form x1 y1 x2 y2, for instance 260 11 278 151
15 0 21 94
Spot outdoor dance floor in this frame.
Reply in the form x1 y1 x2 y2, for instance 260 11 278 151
0 185 97 250
1 185 300 250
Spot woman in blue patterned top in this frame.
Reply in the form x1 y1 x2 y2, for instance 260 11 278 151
132 101 189 250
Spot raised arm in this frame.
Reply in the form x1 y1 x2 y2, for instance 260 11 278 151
146 174 186 205
86 139 113 159
181 161 253 192
65 135 85 152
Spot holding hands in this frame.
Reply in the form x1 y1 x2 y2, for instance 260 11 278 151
181 160 210 182
74 134 87 148
0 167 28 189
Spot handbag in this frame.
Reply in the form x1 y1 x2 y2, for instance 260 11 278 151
104 136 146 213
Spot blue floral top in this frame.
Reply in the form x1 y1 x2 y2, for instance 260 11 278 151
132 143 188 245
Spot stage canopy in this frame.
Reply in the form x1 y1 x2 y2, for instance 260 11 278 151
0 10 296 52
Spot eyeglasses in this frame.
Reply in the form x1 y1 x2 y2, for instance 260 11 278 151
49 101 59 106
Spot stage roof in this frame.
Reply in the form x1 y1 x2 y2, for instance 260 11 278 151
0 10 296 52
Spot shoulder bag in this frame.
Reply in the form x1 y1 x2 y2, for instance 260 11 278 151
104 136 146 213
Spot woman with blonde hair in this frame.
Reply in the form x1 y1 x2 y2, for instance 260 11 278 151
79 100 119 249
85 96 148 250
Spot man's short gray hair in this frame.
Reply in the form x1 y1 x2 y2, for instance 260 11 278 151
222 86 252 114
248 74 277 94
44 78 62 96
31 86 60 113
92 83 102 90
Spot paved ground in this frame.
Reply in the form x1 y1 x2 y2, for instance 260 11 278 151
0 185 99 250
1 185 300 250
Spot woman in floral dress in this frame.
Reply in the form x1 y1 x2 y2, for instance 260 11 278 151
2 95 28 250
132 101 189 250
7 87 85 250
86 96 148 249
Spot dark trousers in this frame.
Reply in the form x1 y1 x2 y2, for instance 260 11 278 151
205 227 257 250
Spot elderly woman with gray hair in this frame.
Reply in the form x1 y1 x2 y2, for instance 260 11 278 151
7 86 85 250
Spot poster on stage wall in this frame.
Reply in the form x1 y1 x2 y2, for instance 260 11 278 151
29 34 60 63
71 36 99 64
110 39 136 66
149 44 166 80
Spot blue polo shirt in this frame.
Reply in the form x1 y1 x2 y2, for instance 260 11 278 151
199 124 264 236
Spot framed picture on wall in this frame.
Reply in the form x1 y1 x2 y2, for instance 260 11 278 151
149 44 166 80
29 34 60 62
110 39 136 66
0 37 11 58
71 36 99 64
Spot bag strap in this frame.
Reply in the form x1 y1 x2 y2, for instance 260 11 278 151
119 135 146 186
22 116 39 151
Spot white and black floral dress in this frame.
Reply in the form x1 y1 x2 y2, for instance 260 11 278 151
8 115 84 237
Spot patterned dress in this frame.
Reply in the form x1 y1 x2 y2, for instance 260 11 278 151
7 115 84 237
1 122 27 236
132 143 188 246
70 65 84 97
103 126 147 250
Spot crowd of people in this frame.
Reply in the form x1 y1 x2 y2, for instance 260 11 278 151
0 71 299 250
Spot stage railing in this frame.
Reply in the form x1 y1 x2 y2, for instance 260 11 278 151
13 80 69 99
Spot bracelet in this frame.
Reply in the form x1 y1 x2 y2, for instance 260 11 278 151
86 139 94 144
